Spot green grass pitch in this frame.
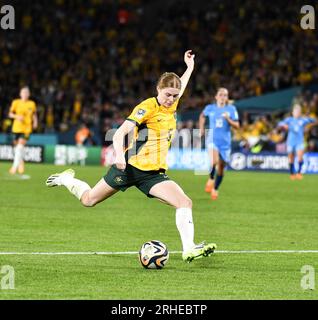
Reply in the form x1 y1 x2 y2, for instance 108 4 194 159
0 163 317 299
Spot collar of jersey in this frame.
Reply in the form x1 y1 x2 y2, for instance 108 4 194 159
155 97 175 113
215 104 227 108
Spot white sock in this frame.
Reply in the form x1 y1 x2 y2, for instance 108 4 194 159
61 175 91 201
176 208 195 253
12 144 24 169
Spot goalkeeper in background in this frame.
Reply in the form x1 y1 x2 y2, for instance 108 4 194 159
8 86 38 175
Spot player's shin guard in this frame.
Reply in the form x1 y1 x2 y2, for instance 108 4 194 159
289 163 295 175
210 166 216 180
12 144 24 170
176 208 195 253
214 175 224 190
298 161 304 173
62 175 91 201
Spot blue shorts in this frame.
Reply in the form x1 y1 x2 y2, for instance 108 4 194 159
207 142 231 163
287 143 304 154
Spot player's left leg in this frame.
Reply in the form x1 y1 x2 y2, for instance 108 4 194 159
18 160 25 174
149 181 216 262
211 159 226 200
211 148 230 200
296 148 305 180
9 136 27 175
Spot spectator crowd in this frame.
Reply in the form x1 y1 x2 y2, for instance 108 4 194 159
0 0 317 150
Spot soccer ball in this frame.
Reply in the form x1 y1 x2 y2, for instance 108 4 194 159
139 240 169 269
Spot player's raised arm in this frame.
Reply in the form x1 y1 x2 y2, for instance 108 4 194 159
179 50 195 98
112 120 136 170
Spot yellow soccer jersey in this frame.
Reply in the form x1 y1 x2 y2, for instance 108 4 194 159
10 99 37 134
126 97 179 171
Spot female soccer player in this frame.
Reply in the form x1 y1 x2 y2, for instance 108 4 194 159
8 86 38 175
199 88 240 200
277 104 317 180
46 50 216 263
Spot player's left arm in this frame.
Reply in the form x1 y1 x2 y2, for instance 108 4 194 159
32 103 38 130
179 50 195 98
304 117 318 133
223 107 240 129
307 117 318 125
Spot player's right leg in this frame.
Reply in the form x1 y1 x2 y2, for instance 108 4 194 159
149 180 216 263
9 138 18 174
9 136 27 175
80 178 118 207
211 158 227 200
205 147 218 193
287 149 296 180
46 169 118 206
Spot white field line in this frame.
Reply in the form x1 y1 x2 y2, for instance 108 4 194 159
0 250 318 255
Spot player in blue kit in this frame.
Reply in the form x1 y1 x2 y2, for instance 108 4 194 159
278 104 317 180
199 88 240 200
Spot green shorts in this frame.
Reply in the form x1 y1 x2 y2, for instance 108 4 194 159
13 133 30 141
104 164 170 197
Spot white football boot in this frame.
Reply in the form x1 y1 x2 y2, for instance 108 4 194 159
46 169 75 187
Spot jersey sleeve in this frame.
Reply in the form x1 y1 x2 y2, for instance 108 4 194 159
127 100 155 126
230 106 239 121
304 117 316 125
202 105 212 116
278 117 290 127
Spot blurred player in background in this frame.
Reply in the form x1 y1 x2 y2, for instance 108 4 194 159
277 104 317 180
46 50 216 263
8 86 38 175
199 88 240 200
